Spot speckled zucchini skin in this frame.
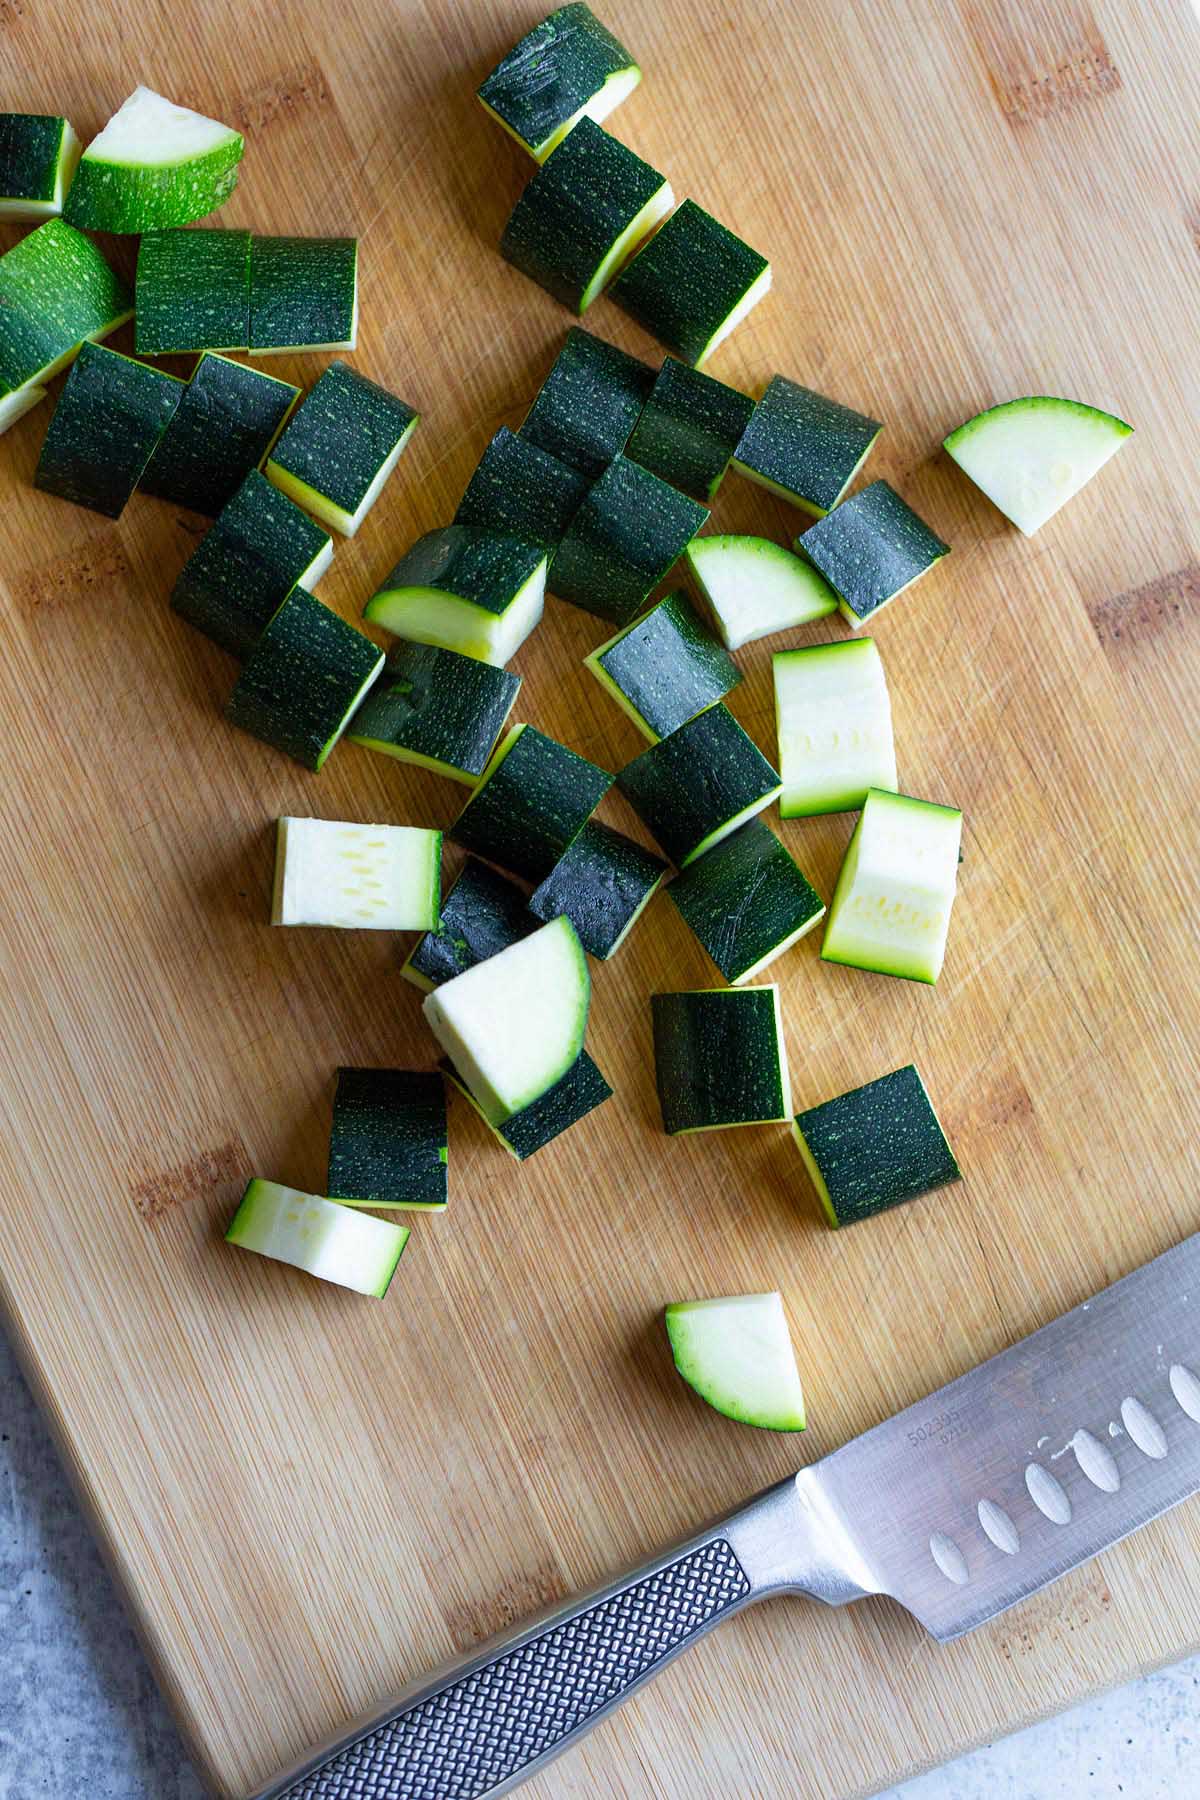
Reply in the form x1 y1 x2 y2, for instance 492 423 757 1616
549 453 708 625
617 704 780 867
732 376 882 516
327 1066 448 1209
651 987 786 1133
249 235 357 351
224 586 382 770
405 859 534 989
348 641 520 778
667 819 823 984
626 357 754 500
591 589 739 740
477 4 636 156
371 524 547 618
500 118 668 311
442 1050 612 1159
135 228 250 355
268 359 418 515
521 326 653 478
64 130 243 233
0 220 131 394
140 353 298 516
0 114 69 204
529 819 665 957
172 469 332 658
34 342 182 517
450 724 613 883
612 200 768 365
792 1064 960 1227
798 480 949 624
454 426 586 546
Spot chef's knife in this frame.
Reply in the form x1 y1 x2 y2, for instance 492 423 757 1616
254 1231 1200 1800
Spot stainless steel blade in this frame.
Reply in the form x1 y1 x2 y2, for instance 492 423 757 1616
800 1230 1200 1640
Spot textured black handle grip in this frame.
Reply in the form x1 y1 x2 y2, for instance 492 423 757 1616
278 1538 750 1800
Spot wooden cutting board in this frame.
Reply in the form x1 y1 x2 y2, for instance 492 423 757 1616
2 1 1198 1795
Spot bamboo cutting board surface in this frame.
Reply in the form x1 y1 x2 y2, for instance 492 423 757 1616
1 1 1199 1795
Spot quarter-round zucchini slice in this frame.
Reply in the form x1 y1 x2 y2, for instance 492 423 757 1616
584 588 740 743
34 341 183 517
667 819 824 985
549 453 709 625
442 1048 612 1160
798 480 949 629
64 86 243 232
611 199 771 367
943 395 1133 536
665 1293 806 1431
529 819 666 958
225 587 383 771
791 1064 960 1228
402 859 534 993
140 352 300 517
225 1179 408 1297
249 235 358 354
363 525 548 667
265 360 419 537
774 637 896 817
618 704 781 867
272 817 441 931
450 722 613 884
477 4 641 163
0 113 81 219
135 227 251 355
625 356 755 500
684 534 837 650
327 1067 448 1212
651 985 790 1133
731 376 882 517
520 326 654 479
454 426 587 546
349 641 521 784
0 220 132 434
822 788 962 984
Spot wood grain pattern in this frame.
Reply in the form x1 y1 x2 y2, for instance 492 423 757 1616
1 2 1198 1796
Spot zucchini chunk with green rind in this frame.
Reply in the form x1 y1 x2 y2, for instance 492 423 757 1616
584 588 739 742
774 637 896 817
666 1293 806 1431
625 357 754 501
34 342 182 517
328 1067 448 1211
791 1064 960 1228
798 480 949 629
500 117 673 314
63 86 243 233
651 986 790 1133
529 819 666 958
225 1179 408 1297
618 704 781 868
477 3 641 163
0 114 81 219
364 525 547 668
422 915 589 1124
172 468 333 659
402 859 534 993
225 587 383 771
668 819 824 985
249 235 358 354
731 376 882 517
684 534 837 650
943 395 1132 536
442 1049 611 1160
0 220 132 434
611 199 770 368
349 642 521 785
455 426 587 547
450 723 613 884
266 359 419 537
140 353 299 516
550 453 709 626
521 326 654 478
272 817 440 930
135 227 250 355
822 788 962 984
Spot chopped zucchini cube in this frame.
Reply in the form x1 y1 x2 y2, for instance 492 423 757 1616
684 534 837 650
618 704 781 867
266 359 419 537
0 220 132 435
529 819 666 958
798 480 949 629
732 376 882 517
225 587 383 771
364 524 547 668
226 1179 408 1297
34 342 183 518
822 788 962 984
140 353 299 517
477 4 641 163
442 1049 611 1160
943 395 1132 536
500 117 673 314
774 637 896 817
668 819 824 985
402 858 535 993
0 113 81 219
521 326 654 478
651 986 790 1133
550 453 709 626
584 588 740 743
792 1064 960 1228
454 425 587 547
272 817 441 930
665 1293 806 1432
611 199 770 367
349 641 521 784
64 86 244 233
135 228 251 355
249 235 358 354
625 357 754 500
450 722 613 884
327 1067 448 1211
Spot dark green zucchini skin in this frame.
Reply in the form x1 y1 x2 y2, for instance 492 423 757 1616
594 589 739 739
451 724 613 883
268 359 418 514
372 525 547 617
34 342 182 518
732 376 882 516
793 1064 960 1227
617 704 780 866
454 427 587 547
0 220 131 395
549 453 709 625
224 586 382 770
626 357 754 501
249 235 357 352
140 354 299 516
348 641 521 777
500 118 667 312
327 1066 448 1208
172 469 331 658
798 480 949 623
521 326 653 478
406 859 534 988
651 988 785 1133
477 4 636 154
611 200 768 365
135 228 251 355
667 819 823 984
442 1050 612 1159
529 819 665 957
0 113 67 203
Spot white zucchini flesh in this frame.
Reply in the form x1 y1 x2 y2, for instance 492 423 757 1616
665 1292 806 1431
481 65 643 165
822 789 962 984
365 560 547 667
0 383 48 434
226 1179 408 1297
685 535 836 650
422 915 589 1124
83 86 239 170
297 537 335 592
580 180 675 312
271 817 441 930
696 261 772 368
943 396 1132 536
774 638 897 816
